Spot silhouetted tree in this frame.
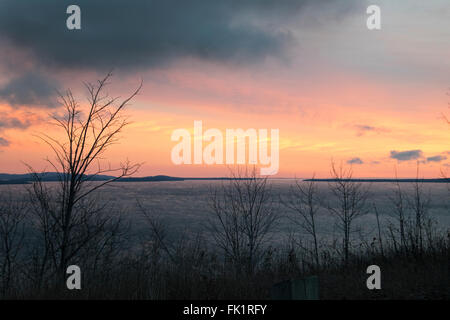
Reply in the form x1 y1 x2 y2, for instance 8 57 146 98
28 73 142 281
0 190 26 296
408 164 431 253
282 176 321 267
388 168 408 250
209 167 279 275
327 162 369 264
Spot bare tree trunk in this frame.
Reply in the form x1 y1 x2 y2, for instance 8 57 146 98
0 190 27 297
27 73 142 288
327 162 369 265
373 204 384 257
282 176 321 267
209 167 279 276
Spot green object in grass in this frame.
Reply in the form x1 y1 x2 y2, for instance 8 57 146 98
271 276 319 300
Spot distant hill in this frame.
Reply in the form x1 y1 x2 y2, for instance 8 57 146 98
0 172 261 185
3 173 449 185
305 178 450 183
0 173 184 185
115 175 184 182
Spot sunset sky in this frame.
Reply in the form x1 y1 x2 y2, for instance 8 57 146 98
0 0 449 178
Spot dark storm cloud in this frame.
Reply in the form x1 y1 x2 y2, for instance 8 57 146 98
0 0 361 71
0 72 60 108
347 157 363 165
390 150 423 162
426 155 447 163
0 137 10 147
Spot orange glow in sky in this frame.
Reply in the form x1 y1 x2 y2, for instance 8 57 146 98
0 1 449 178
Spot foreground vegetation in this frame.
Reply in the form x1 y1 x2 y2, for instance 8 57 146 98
0 75 448 299
0 172 448 300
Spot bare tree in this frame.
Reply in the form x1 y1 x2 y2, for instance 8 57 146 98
137 200 175 264
388 163 432 254
388 168 408 250
282 176 321 267
372 203 384 257
28 73 142 280
208 167 279 275
0 189 27 296
327 162 370 264
408 163 431 253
